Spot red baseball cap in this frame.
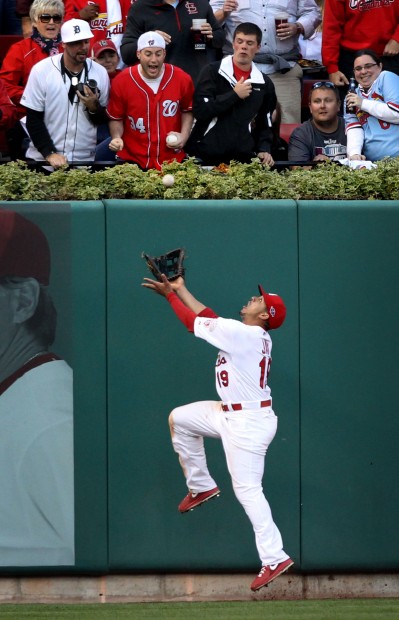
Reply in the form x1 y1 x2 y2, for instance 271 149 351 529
0 209 50 286
258 284 286 329
91 39 119 58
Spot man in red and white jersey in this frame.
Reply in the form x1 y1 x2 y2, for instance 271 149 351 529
107 30 194 170
142 272 293 592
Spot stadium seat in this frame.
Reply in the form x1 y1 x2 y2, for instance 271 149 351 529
279 123 300 143
0 34 23 68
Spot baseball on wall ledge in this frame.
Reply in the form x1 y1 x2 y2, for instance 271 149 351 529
162 174 175 187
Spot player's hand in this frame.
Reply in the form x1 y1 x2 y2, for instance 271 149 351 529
257 151 274 166
142 274 174 296
345 92 362 110
328 71 349 86
349 153 366 161
383 39 399 56
155 30 172 45
109 138 124 152
45 153 67 168
234 77 252 99
79 3 100 20
169 276 185 292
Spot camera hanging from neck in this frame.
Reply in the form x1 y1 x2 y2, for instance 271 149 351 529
61 55 89 104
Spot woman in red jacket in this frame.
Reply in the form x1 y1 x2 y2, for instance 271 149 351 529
0 0 64 158
0 0 64 118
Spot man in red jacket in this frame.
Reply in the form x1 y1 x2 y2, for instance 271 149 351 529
322 0 399 91
63 0 132 54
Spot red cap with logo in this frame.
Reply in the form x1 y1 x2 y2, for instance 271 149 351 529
258 284 286 329
0 209 50 286
91 39 119 58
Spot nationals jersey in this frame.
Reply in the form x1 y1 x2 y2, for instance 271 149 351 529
107 63 194 169
194 316 272 403
345 71 399 161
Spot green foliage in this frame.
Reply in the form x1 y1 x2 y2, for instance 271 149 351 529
1 157 399 201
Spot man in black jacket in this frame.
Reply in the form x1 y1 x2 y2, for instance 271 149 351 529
185 22 277 167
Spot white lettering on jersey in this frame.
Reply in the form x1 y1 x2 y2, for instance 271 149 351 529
128 116 146 132
162 100 179 117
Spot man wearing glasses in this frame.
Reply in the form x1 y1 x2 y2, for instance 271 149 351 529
288 80 346 164
21 18 110 167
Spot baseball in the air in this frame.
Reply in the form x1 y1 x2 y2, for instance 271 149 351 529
162 174 175 187
166 133 179 146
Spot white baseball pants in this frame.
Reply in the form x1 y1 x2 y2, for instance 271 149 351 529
169 400 290 566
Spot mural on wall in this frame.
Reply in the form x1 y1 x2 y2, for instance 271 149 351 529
0 208 74 566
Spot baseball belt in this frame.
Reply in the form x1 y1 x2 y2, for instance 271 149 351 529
222 400 272 412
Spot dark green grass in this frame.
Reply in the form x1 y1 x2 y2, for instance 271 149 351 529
0 599 398 619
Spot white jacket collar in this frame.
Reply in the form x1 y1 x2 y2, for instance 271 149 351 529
218 55 265 84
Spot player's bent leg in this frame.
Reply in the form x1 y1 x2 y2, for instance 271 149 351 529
169 401 222 509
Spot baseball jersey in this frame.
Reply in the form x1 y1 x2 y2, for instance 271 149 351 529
345 70 399 161
107 63 194 170
0 359 74 566
21 54 110 162
194 316 272 403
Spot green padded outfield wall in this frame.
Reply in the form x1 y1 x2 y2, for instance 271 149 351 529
298 200 399 571
105 200 300 571
0 202 108 573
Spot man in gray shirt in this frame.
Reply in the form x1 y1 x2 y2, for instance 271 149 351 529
288 80 346 163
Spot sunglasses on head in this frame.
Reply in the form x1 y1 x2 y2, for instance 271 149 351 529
38 14 62 23
311 81 337 90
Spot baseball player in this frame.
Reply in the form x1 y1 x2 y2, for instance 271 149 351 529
142 273 293 591
107 31 194 170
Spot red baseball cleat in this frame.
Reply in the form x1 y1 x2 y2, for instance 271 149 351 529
250 558 294 591
178 487 221 513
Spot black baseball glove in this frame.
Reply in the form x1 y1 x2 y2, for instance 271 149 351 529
142 248 186 282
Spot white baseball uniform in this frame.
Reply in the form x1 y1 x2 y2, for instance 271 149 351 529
0 356 74 566
170 313 290 566
21 54 109 162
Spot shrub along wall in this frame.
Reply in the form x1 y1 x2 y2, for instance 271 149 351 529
1 157 399 201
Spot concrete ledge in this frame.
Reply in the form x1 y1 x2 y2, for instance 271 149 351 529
0 574 398 604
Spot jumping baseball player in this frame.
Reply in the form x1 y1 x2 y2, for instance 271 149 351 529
142 273 293 591
107 31 194 170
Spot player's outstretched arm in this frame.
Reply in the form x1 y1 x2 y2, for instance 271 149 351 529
174 282 206 314
142 275 197 332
